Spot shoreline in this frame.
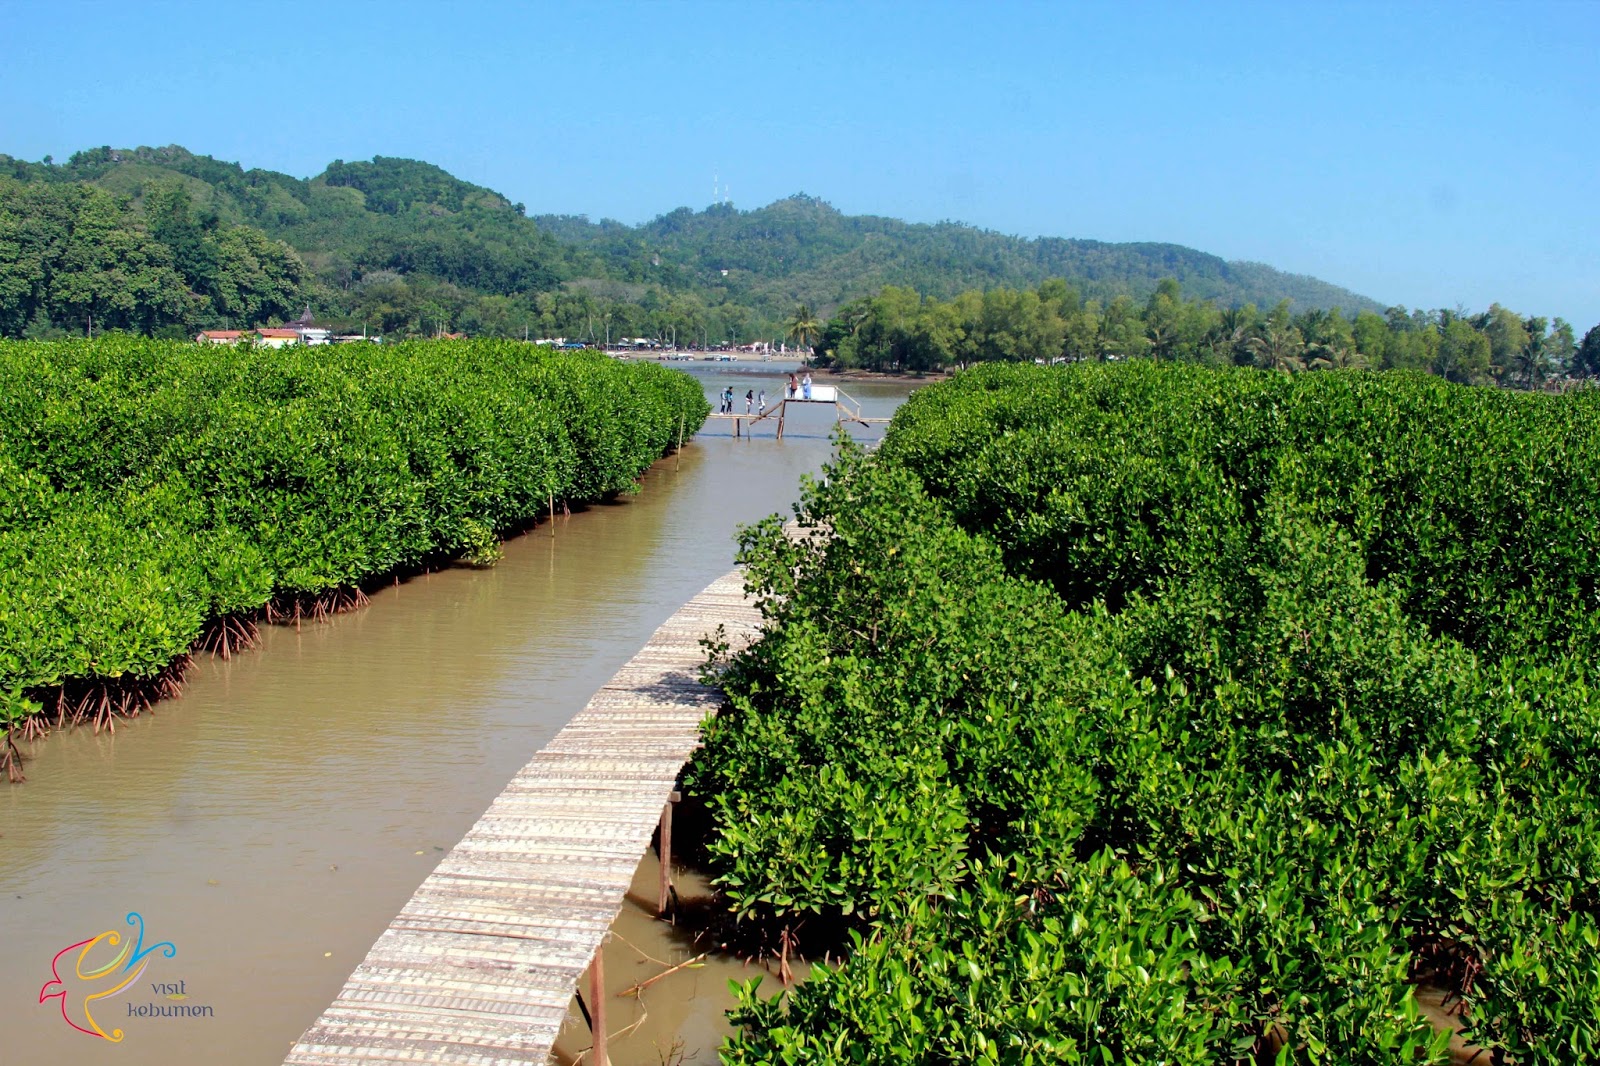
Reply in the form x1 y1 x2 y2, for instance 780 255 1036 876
608 349 951 384
1 449 695 782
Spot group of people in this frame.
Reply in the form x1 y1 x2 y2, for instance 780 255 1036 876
716 371 814 416
719 386 767 415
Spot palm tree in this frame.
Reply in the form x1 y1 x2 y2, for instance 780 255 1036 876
840 303 871 339
785 304 821 352
1146 318 1178 362
1248 321 1307 373
1504 340 1549 390
1305 344 1369 371
1208 306 1256 365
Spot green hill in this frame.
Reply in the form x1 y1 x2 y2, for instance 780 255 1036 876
537 194 1383 319
2 144 1384 341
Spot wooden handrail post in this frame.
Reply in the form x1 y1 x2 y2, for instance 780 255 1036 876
590 946 608 1065
657 790 680 917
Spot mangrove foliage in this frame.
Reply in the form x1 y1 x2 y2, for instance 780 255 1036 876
693 363 1600 1063
0 337 708 761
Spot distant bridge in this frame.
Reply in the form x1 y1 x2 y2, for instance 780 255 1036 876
705 387 891 437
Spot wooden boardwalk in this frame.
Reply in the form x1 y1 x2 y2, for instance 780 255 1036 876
283 568 762 1065
705 392 892 438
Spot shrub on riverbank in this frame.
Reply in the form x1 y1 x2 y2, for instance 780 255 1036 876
0 337 707 748
696 364 1600 1062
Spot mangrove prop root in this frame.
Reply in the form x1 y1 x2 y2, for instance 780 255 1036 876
2 731 23 782
20 659 195 740
197 614 261 659
1411 932 1485 1000
11 540 533 772
664 889 845 977
265 586 371 625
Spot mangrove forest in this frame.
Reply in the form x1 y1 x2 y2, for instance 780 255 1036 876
692 363 1600 1063
0 337 708 776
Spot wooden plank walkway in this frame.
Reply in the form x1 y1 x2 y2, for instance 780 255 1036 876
283 568 763 1065
704 396 891 438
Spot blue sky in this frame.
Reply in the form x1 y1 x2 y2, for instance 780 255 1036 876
3 0 1596 327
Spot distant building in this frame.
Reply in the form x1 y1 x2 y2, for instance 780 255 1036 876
284 305 332 345
195 306 333 347
196 329 252 344
254 328 301 349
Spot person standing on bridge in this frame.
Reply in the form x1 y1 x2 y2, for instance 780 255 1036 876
787 373 797 399
745 389 754 414
757 388 766 414
802 372 812 400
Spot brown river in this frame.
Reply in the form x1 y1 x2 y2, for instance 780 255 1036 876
1 367 916 1066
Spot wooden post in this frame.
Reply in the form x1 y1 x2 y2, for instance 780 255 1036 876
657 790 679 917
590 947 608 1066
776 400 786 440
675 414 683 471
549 492 556 537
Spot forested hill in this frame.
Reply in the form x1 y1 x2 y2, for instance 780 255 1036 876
536 195 1383 317
1 143 1380 340
1 145 595 297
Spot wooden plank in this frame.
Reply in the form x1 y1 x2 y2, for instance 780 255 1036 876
283 568 762 1065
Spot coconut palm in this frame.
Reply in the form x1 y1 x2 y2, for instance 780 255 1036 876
1306 343 1369 371
1248 321 1307 373
785 304 821 350
1504 338 1550 390
1206 306 1257 365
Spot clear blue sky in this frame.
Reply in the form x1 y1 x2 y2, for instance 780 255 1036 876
3 0 1596 327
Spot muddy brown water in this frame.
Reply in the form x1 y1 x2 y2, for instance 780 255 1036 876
1 369 915 1066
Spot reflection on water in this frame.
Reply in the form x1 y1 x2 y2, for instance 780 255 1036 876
0 367 913 1066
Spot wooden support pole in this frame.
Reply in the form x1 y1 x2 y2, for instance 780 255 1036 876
777 400 786 440
657 790 680 917
590 947 608 1066
549 492 556 537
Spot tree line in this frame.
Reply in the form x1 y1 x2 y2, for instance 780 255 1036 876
0 167 764 345
2 145 1385 344
4 146 1596 366
810 279 1600 386
0 178 307 338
